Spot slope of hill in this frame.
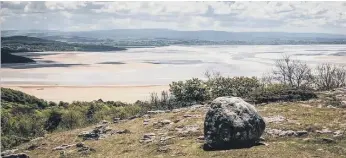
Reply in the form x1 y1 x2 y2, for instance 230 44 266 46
1 50 35 64
5 102 346 158
2 88 345 158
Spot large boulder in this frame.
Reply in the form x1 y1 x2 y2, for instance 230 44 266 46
204 97 265 150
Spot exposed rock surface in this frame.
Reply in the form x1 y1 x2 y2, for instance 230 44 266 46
2 153 30 158
53 144 75 150
266 128 308 137
116 129 131 134
140 133 156 143
264 115 286 123
204 97 265 150
78 123 112 140
176 125 200 136
1 149 18 157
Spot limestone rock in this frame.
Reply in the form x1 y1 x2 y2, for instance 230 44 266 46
78 124 112 140
2 153 29 158
140 133 156 143
1 149 18 157
204 97 265 150
53 144 74 150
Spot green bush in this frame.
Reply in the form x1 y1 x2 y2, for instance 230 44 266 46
169 78 210 105
206 76 260 98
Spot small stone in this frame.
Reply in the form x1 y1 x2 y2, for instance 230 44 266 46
197 136 204 140
321 138 336 143
27 144 39 150
76 142 85 148
157 146 170 153
143 133 156 138
2 153 30 158
316 128 333 134
327 105 336 109
161 119 172 125
116 129 131 134
333 130 343 138
183 114 193 118
113 118 121 123
172 109 181 113
341 101 346 108
257 142 269 146
1 149 18 156
53 144 75 150
147 110 166 114
296 130 308 136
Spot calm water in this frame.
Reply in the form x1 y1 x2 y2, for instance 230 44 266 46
2 45 346 86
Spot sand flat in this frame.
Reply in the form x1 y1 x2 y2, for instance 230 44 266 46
1 85 169 103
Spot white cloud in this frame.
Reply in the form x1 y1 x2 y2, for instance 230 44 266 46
1 1 346 34
45 1 86 10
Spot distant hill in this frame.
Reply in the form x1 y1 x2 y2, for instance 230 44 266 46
2 29 346 45
1 48 35 64
1 36 127 64
1 36 127 52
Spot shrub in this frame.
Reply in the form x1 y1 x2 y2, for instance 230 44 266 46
45 109 63 132
272 55 313 88
205 73 260 99
169 78 210 105
314 63 346 90
59 110 85 129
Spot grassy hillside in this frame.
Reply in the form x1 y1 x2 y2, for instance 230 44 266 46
8 101 346 158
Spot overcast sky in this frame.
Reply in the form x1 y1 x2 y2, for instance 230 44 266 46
1 1 346 34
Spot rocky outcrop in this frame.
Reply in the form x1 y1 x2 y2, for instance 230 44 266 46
78 123 112 140
204 97 265 150
2 153 30 158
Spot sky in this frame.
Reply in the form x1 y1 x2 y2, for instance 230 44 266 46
1 1 346 34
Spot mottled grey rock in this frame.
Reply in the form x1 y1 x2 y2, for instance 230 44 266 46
296 130 309 136
204 97 265 150
76 142 85 148
341 101 346 108
116 129 131 134
140 133 156 143
321 138 336 143
78 124 112 140
147 110 166 114
157 146 170 153
316 128 333 134
113 117 121 123
1 149 18 157
53 144 74 150
333 130 344 138
2 153 29 158
176 125 200 136
197 136 205 140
